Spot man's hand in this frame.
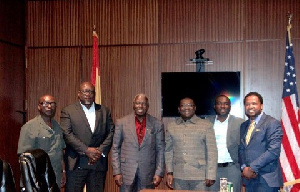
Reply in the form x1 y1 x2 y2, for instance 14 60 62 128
242 167 257 179
205 179 215 187
166 174 173 189
114 174 123 186
85 147 101 164
153 175 162 187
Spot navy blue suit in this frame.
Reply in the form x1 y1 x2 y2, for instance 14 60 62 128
238 113 283 191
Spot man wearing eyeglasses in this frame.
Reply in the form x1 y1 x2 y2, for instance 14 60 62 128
60 81 115 192
165 97 217 191
17 94 66 188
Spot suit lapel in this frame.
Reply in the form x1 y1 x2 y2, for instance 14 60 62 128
226 115 233 147
94 104 102 134
140 114 152 147
241 120 250 146
75 102 92 134
245 113 266 146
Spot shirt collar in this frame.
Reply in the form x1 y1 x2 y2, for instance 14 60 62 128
80 101 95 110
215 114 230 123
252 112 263 124
176 114 198 124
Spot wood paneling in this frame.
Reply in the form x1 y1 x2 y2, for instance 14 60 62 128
0 0 25 45
160 0 243 43
0 1 25 190
245 0 300 40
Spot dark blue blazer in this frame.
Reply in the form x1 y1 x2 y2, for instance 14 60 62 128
238 113 283 187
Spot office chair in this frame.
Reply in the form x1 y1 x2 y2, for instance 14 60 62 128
19 149 59 192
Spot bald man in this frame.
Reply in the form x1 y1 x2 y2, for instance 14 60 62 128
18 94 66 187
112 93 165 192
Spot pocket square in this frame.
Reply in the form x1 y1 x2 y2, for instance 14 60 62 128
255 129 260 132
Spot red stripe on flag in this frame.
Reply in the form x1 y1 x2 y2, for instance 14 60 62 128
291 183 300 192
283 97 300 147
91 31 99 86
281 120 299 181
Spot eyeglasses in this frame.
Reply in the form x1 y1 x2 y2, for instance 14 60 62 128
79 90 95 95
40 101 56 107
179 104 195 108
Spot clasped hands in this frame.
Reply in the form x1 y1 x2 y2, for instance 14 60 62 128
242 167 257 179
85 147 101 165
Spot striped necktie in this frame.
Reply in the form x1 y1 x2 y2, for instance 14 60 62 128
246 120 255 145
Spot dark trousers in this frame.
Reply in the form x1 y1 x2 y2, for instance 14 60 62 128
65 168 106 192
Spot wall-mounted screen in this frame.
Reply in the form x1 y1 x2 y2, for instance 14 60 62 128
161 72 241 117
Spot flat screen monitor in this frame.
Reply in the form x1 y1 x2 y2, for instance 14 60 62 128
161 72 241 117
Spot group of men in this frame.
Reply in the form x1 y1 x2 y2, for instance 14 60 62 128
17 81 283 192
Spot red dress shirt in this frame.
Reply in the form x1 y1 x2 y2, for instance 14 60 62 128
135 116 146 146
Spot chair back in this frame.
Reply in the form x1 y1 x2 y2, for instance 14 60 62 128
0 159 16 192
19 149 59 192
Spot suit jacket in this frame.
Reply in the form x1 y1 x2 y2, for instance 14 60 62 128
207 115 244 165
165 115 217 180
238 113 283 187
60 101 115 171
111 113 165 186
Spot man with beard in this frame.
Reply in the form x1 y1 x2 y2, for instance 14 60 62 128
239 92 283 192
165 97 217 190
206 95 244 192
60 82 115 192
111 93 165 192
17 94 66 188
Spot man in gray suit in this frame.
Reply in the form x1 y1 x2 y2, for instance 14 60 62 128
60 82 115 192
111 93 165 192
206 95 244 192
165 97 217 190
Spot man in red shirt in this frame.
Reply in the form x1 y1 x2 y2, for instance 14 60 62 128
111 93 165 192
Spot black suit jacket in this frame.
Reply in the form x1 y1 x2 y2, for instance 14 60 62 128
60 101 115 171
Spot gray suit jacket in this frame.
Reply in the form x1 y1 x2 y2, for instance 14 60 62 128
60 101 115 171
239 113 283 187
111 113 165 186
207 115 244 165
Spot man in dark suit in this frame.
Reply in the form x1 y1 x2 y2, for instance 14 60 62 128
207 95 244 192
111 93 165 192
239 92 283 192
60 82 115 192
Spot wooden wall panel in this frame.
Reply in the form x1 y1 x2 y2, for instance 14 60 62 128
245 0 300 40
26 48 82 120
27 0 81 47
0 1 25 190
0 0 25 45
160 0 243 43
244 40 285 120
81 0 159 45
0 43 25 191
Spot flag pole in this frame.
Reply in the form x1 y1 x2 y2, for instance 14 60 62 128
287 13 293 43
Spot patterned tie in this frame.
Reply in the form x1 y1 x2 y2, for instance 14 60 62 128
245 120 255 145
